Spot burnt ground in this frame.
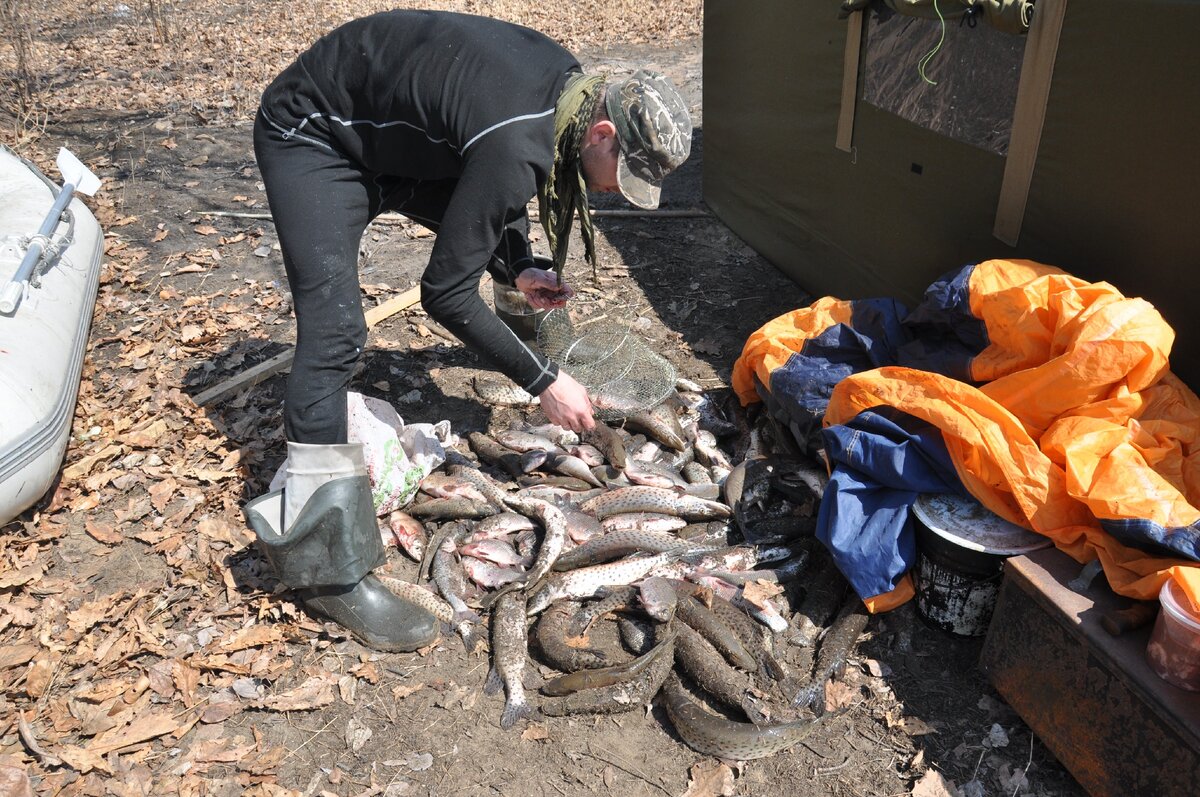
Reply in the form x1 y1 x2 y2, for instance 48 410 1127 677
0 15 1089 797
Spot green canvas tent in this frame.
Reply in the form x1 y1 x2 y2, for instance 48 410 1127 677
704 0 1200 384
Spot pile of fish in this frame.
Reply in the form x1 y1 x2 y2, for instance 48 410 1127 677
376 378 871 760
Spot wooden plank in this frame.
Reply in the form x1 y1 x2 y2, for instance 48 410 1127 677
364 285 422 327
836 10 865 153
994 0 1069 245
194 285 423 407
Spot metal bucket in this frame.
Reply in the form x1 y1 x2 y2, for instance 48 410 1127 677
912 493 1051 637
492 281 546 345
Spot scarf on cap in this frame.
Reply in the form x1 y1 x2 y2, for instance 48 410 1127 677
537 73 604 285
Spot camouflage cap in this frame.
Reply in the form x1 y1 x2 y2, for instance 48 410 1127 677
605 70 692 210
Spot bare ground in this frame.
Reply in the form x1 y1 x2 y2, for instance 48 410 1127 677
0 3 1087 796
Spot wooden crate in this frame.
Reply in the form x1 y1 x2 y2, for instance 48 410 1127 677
981 547 1200 797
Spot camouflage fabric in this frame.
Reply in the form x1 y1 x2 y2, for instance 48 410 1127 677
605 70 693 209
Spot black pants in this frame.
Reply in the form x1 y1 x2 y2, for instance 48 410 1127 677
253 111 529 443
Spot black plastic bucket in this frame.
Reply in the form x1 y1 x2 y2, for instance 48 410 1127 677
912 493 1051 637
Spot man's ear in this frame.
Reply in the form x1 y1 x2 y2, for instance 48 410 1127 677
587 119 617 146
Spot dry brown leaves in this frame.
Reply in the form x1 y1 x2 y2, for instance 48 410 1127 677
3 0 702 146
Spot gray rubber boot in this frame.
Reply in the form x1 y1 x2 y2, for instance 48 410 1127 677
244 475 439 652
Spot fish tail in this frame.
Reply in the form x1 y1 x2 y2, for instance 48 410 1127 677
484 666 503 696
459 623 486 656
791 681 822 710
500 693 533 730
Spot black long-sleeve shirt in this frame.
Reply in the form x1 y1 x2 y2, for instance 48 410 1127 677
260 10 579 395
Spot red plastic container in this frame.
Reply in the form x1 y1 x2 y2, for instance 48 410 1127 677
1146 579 1200 691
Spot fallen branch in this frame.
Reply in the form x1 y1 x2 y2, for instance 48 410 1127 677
193 285 421 407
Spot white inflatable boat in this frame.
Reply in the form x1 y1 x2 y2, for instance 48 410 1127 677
0 145 103 525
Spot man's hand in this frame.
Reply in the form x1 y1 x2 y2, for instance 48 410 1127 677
515 267 575 311
538 371 594 432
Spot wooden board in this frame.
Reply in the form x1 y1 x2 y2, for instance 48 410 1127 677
193 285 422 407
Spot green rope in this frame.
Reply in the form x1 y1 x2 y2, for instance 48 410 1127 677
918 0 947 86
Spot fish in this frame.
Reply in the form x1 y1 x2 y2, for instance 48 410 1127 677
702 552 811 585
680 483 721 501
542 627 678 696
471 512 537 539
697 576 790 634
467 432 524 479
552 529 700 572
517 473 595 491
514 528 538 560
567 586 639 636
675 377 704 393
706 594 790 683
692 429 733 470
560 506 603 544
677 521 735 546
662 676 826 760
527 552 676 615
495 429 561 454
462 556 525 589
682 461 714 485
431 527 485 655
406 497 499 521
515 485 605 505
533 600 621 672
721 460 749 507
446 461 511 509
600 512 688 535
675 594 758 671
518 449 551 474
638 576 678 622
792 599 870 711
376 575 455 624
591 465 631 487
521 423 579 448
770 456 829 503
616 615 657 656
580 486 731 521
505 495 569 587
676 392 739 438
540 630 676 716
625 403 687 451
649 546 767 581
790 554 849 648
383 510 427 562
623 459 690 490
567 444 606 467
543 452 605 487
460 538 528 568
673 620 766 721
486 590 533 729
473 375 539 407
581 423 627 469
418 473 488 503
630 439 663 462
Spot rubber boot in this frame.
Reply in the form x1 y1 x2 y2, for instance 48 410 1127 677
244 475 439 652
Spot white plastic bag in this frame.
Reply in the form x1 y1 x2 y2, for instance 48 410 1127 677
268 392 452 516
346 392 449 515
